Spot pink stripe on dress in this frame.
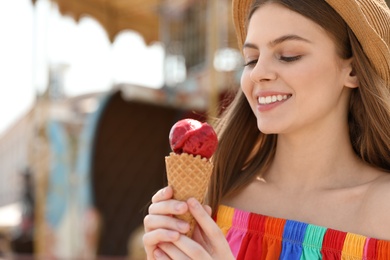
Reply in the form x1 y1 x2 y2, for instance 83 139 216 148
225 208 250 258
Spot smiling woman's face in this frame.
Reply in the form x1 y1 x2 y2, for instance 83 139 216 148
241 3 357 135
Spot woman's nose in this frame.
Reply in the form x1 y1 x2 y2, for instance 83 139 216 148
250 57 277 83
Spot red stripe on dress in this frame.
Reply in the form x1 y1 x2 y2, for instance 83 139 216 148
321 229 347 259
364 238 377 259
237 212 267 260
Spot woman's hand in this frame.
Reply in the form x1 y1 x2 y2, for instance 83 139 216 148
156 197 235 259
143 186 191 259
143 186 234 259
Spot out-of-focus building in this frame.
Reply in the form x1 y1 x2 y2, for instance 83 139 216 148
3 0 243 258
0 111 33 256
0 62 105 256
0 112 33 207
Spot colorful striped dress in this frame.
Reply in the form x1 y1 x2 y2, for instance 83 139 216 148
216 205 390 259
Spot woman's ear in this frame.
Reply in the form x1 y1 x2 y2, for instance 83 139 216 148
343 59 359 89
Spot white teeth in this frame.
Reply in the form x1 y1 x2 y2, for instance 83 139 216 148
258 94 290 105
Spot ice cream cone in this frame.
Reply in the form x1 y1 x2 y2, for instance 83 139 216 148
165 152 213 237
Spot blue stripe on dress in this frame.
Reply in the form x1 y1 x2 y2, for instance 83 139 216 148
280 220 308 259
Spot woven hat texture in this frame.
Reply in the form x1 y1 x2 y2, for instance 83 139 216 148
232 0 390 86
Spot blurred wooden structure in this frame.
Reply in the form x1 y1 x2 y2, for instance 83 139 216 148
28 0 240 259
31 0 237 47
31 0 160 44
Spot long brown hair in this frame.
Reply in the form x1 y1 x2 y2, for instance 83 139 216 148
208 0 390 213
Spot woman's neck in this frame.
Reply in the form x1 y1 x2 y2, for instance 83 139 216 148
263 125 366 191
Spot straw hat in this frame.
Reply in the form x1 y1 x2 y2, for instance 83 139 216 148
232 0 390 86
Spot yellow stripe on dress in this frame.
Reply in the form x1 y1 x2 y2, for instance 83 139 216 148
341 233 366 259
216 205 234 236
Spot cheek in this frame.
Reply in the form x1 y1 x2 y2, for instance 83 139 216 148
240 70 252 100
289 63 329 96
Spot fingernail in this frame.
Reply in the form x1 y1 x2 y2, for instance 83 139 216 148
161 187 166 196
177 221 189 231
175 202 186 212
188 198 199 208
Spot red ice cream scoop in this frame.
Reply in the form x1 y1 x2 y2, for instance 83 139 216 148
169 118 218 159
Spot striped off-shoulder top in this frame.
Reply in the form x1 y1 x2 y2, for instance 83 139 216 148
216 205 390 259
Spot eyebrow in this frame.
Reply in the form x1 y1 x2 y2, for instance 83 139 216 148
243 34 312 50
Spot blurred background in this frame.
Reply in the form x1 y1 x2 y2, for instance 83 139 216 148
0 0 244 259
4 0 389 259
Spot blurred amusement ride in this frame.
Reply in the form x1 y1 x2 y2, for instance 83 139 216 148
0 0 245 259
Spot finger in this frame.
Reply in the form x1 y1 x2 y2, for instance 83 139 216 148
144 214 190 233
143 229 180 246
187 198 225 244
151 186 173 203
143 229 180 258
173 234 212 260
187 204 211 242
158 242 191 260
191 225 209 251
191 206 213 253
148 200 188 215
191 205 212 245
180 199 234 259
153 247 171 260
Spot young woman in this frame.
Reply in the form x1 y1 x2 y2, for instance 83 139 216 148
143 0 390 259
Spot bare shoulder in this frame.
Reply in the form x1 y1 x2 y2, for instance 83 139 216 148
362 170 390 240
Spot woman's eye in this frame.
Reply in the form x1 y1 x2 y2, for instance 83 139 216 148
244 59 258 67
279 55 302 62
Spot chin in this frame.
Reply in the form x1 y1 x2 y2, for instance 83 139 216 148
260 129 278 135
257 124 279 135
256 116 290 134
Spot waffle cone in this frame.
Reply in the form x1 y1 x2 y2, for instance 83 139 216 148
165 152 213 237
